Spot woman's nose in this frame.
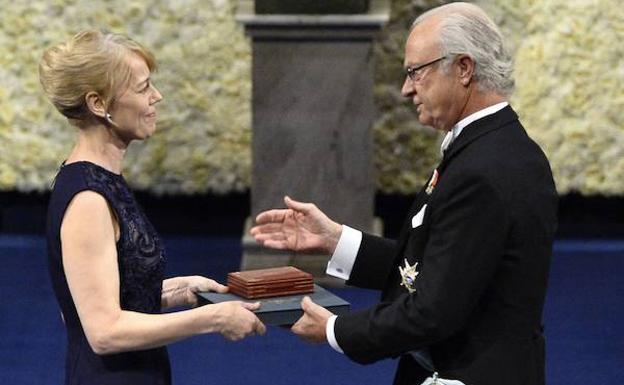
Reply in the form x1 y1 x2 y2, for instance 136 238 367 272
151 86 163 104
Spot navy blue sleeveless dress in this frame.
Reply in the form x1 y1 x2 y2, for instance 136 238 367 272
46 161 171 385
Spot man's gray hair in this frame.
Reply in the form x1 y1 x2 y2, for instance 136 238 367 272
413 2 514 97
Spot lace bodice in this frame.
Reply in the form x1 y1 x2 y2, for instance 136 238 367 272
77 163 166 312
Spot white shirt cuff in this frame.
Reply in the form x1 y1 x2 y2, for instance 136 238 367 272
326 225 362 280
326 315 344 354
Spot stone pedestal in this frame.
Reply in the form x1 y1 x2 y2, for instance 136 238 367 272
237 0 389 285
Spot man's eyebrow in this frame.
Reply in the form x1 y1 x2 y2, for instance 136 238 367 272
404 60 419 69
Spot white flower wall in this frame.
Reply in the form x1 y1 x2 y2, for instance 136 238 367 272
0 0 251 193
1 0 622 195
480 0 624 195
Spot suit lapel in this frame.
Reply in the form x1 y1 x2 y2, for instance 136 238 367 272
394 179 432 260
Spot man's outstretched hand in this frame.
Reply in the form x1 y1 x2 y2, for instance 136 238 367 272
250 196 342 254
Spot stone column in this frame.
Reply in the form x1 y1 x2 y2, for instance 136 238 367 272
237 0 389 284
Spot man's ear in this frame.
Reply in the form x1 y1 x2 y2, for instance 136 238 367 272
456 55 475 86
85 91 107 118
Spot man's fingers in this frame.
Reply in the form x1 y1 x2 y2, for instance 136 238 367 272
290 315 317 343
251 223 289 236
291 315 305 335
250 224 290 245
301 296 314 312
252 233 289 249
284 196 313 214
261 240 290 250
301 296 323 314
301 296 333 320
255 209 288 225
251 229 290 249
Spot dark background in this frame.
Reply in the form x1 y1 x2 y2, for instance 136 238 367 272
2 191 623 239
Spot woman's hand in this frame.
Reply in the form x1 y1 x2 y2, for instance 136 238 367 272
209 301 266 341
161 276 228 309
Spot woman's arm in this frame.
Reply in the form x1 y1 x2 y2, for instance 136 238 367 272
61 191 265 355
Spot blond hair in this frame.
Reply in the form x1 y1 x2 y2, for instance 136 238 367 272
39 30 157 121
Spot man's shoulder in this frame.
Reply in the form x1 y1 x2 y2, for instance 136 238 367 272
464 118 543 162
445 122 552 190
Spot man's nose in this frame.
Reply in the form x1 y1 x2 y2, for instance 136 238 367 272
401 77 414 97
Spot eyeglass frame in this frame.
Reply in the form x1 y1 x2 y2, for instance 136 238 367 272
405 56 448 82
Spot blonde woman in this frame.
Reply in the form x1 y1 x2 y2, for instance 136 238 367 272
40 30 265 385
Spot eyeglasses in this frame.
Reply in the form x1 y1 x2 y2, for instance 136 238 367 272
405 56 447 82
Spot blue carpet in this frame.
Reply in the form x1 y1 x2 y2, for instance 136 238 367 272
0 235 622 384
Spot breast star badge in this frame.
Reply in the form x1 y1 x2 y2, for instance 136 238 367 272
399 258 419 294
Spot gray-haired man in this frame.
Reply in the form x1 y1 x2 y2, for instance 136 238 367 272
252 3 558 384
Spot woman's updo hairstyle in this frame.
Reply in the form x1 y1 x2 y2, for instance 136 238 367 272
39 30 156 121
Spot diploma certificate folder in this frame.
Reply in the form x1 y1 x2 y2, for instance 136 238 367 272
197 284 350 325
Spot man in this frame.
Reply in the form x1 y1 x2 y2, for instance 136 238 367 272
251 3 558 385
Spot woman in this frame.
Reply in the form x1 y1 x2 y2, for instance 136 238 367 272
39 30 265 385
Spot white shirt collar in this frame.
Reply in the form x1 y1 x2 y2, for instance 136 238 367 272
440 101 509 155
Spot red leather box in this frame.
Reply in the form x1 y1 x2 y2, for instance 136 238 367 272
227 266 314 299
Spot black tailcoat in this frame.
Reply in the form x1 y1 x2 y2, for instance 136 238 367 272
335 106 558 385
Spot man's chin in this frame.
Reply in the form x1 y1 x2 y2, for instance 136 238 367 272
416 115 433 128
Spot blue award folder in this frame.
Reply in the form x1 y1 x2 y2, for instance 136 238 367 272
197 284 350 325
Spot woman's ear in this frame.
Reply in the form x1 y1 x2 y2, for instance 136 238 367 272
456 54 475 86
84 91 107 118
